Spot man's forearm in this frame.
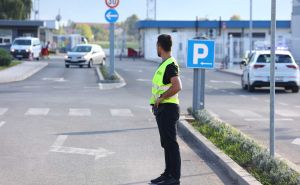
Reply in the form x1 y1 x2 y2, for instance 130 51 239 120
160 85 180 100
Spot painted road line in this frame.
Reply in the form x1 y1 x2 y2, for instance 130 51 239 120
0 121 6 128
98 83 103 90
23 86 41 89
50 135 114 160
276 110 299 117
278 102 289 106
42 77 67 82
25 108 50 116
230 81 240 86
0 108 8 116
245 118 294 122
292 138 300 146
229 109 262 118
69 109 91 116
110 109 134 117
51 135 68 147
53 86 69 89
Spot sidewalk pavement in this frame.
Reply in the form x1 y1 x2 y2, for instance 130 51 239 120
0 61 48 83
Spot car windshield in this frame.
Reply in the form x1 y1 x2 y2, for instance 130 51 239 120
13 39 31 46
72 46 92 53
256 54 293 64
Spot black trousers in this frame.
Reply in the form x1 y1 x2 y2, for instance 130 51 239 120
154 103 181 180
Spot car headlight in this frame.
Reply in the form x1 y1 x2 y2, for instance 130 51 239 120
64 55 68 59
10 48 15 52
25 49 31 53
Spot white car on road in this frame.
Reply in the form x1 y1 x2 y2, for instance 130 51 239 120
10 37 42 60
241 50 300 93
65 44 106 68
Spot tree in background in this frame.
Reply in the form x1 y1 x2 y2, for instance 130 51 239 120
0 0 32 20
91 25 109 42
122 14 139 41
75 24 94 42
230 14 242 20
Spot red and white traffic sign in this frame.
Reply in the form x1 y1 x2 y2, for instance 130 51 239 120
105 0 120 9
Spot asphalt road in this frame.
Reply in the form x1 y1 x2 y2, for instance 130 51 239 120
0 57 235 185
115 58 300 169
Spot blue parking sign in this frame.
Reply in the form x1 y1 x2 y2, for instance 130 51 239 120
187 40 215 69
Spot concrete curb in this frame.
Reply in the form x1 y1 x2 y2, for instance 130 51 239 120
215 69 242 77
177 120 262 185
0 62 48 83
95 66 126 90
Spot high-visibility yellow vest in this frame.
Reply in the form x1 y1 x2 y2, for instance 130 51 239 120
150 57 180 105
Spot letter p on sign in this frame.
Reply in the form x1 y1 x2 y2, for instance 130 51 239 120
193 44 208 64
187 40 215 69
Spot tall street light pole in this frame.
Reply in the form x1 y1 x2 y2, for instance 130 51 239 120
249 0 253 52
270 0 277 157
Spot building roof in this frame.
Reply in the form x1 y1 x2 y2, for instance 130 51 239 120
137 20 291 29
0 20 44 27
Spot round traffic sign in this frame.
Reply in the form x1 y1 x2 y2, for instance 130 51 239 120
105 9 119 23
105 0 120 8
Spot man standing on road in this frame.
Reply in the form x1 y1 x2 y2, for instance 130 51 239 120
150 34 182 185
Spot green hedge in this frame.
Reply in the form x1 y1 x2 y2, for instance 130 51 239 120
0 48 13 66
188 108 300 185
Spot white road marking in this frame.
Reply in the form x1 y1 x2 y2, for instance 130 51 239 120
230 81 240 86
229 109 262 118
245 118 294 122
278 102 289 106
134 105 152 113
51 135 68 147
23 86 40 89
53 86 69 89
42 77 67 82
69 109 91 116
98 83 103 90
292 138 300 146
0 108 8 116
110 109 134 117
207 86 213 88
0 121 6 128
25 108 50 116
136 79 152 82
213 87 219 90
50 135 114 160
276 110 299 117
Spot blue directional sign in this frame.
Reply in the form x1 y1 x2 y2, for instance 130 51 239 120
187 40 215 69
105 9 119 23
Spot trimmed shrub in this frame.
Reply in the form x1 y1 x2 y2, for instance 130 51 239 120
188 108 300 185
0 48 13 66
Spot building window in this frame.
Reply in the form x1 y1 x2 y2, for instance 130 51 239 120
0 29 12 45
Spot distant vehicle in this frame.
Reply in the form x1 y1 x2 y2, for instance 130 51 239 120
65 44 105 68
10 37 41 60
241 50 300 93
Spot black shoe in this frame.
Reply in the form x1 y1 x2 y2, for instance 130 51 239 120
150 173 169 184
157 177 180 185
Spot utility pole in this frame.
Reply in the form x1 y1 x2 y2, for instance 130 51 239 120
270 0 276 157
249 0 253 52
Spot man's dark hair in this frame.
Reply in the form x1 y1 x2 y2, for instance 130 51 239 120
157 34 172 52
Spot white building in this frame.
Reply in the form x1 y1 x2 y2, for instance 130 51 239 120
137 20 291 67
292 0 300 62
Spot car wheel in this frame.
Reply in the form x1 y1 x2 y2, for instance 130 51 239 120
248 77 255 92
292 86 299 93
241 76 247 90
88 60 93 68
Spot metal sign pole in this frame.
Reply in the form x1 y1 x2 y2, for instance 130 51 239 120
199 69 205 110
270 0 276 157
109 23 115 77
193 68 199 111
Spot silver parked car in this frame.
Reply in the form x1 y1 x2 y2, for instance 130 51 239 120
65 44 106 68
